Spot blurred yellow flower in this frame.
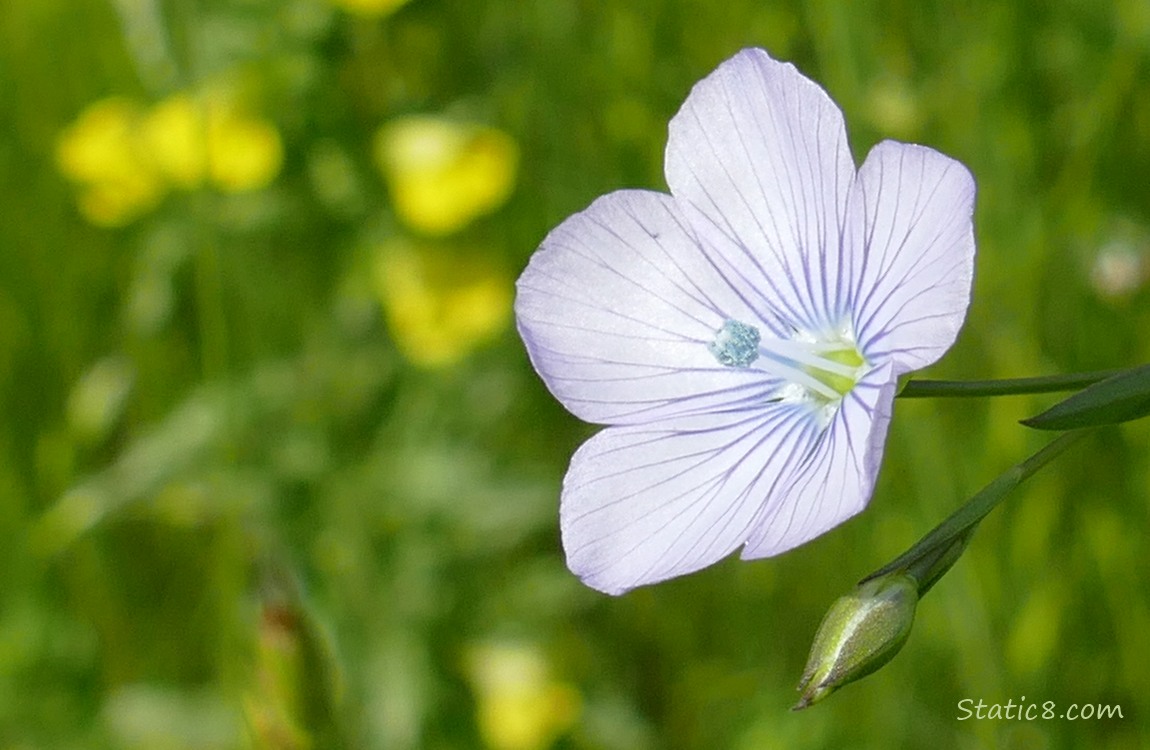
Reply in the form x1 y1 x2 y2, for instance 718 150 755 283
140 94 209 188
57 91 284 226
56 98 144 184
374 116 518 236
74 177 167 229
55 97 165 226
142 92 284 194
466 642 580 750
206 105 284 193
375 241 512 368
328 0 411 18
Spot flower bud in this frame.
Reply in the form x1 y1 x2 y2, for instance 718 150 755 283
794 573 918 709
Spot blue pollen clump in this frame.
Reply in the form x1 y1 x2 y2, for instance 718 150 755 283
708 319 761 368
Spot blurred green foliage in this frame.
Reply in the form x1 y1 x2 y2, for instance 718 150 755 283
2 0 1149 748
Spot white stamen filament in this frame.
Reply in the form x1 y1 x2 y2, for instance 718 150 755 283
756 356 841 402
759 338 861 378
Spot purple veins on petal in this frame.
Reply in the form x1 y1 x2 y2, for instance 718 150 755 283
561 406 820 595
515 46 977 594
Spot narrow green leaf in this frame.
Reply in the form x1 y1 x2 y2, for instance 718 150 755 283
1021 364 1150 430
898 370 1118 399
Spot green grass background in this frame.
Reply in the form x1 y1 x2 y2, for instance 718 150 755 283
1 0 1148 747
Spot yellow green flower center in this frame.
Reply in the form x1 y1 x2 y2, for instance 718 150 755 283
805 345 866 399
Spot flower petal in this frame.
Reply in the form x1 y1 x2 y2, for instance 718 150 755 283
848 141 976 374
741 362 898 559
516 189 777 425
664 48 856 332
561 406 823 595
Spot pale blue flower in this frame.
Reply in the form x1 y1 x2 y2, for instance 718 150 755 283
516 48 976 595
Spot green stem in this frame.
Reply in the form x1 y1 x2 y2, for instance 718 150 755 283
861 429 1091 590
898 371 1120 399
192 204 229 384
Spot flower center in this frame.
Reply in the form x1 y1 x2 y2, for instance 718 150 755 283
708 319 868 410
804 345 866 399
